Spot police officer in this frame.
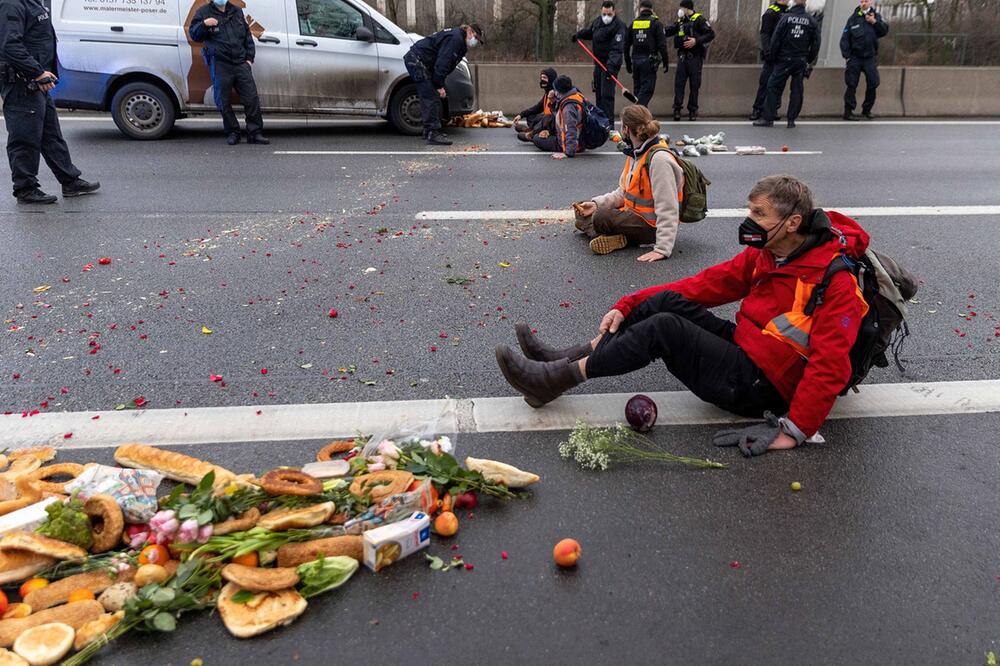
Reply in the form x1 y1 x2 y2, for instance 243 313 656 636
189 0 268 145
0 0 99 205
840 0 888 120
624 0 670 108
405 24 483 146
754 0 820 128
665 0 715 121
749 0 788 121
572 1 626 122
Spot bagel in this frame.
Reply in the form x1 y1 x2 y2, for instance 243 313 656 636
259 469 322 497
349 470 413 502
83 494 124 553
28 463 85 495
213 507 260 536
315 440 355 462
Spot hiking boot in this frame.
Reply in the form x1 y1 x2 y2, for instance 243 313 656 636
495 345 585 408
226 132 241 145
688 112 698 121
862 110 874 120
753 118 773 127
61 178 100 198
426 130 453 146
515 323 592 363
843 112 860 121
748 110 761 121
672 110 682 121
16 188 57 205
513 121 530 133
589 234 627 255
516 131 533 143
786 119 796 128
247 133 270 145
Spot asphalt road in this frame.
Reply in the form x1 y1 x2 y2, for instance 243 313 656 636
1 115 1000 664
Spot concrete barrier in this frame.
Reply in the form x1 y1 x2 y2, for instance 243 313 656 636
472 63 994 118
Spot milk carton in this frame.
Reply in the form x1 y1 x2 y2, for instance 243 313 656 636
362 512 431 572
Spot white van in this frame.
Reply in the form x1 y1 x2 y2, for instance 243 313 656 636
50 0 476 139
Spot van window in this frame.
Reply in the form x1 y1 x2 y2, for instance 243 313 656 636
296 0 364 40
373 22 398 45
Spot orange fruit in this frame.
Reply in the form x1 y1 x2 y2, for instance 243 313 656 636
0 590 7 616
67 588 96 603
18 578 48 599
138 544 170 566
553 538 582 568
433 511 459 537
231 551 259 567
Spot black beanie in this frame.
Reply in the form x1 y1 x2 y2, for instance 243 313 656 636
553 75 573 94
541 67 558 90
680 0 694 9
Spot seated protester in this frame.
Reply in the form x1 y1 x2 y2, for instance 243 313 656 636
496 174 870 457
513 67 558 141
532 75 585 160
573 105 683 261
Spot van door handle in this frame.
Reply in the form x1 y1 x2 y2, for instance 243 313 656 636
110 26 124 32
296 39 318 47
259 36 280 44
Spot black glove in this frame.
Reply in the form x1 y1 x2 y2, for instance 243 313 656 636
712 411 781 457
571 34 579 43
625 63 632 74
663 64 670 73
804 64 813 79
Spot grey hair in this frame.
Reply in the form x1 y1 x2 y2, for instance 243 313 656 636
748 174 815 220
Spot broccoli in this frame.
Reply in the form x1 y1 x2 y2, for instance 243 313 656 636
37 496 93 550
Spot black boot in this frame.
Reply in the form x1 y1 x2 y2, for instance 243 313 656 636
843 111 860 121
516 131 532 143
688 112 697 121
226 132 241 145
862 110 874 120
426 130 453 146
748 110 761 121
672 110 682 121
495 346 584 408
515 323 591 363
61 179 100 198
16 188 57 205
248 133 270 145
753 118 773 127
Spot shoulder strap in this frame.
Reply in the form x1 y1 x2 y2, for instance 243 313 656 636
803 254 857 316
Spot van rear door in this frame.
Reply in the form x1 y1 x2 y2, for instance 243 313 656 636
284 0 378 112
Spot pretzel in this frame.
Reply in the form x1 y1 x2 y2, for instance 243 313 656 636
29 463 85 494
259 469 322 497
349 470 413 502
315 440 355 462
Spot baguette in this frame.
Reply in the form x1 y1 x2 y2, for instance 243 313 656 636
0 550 55 586
257 502 335 532
25 568 135 611
113 443 237 487
276 535 363 568
0 600 103 647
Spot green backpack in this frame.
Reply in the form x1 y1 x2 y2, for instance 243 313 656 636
643 146 712 223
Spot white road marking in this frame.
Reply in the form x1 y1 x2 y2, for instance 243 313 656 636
3 380 998 450
415 205 1000 221
5 117 999 126
273 149 821 156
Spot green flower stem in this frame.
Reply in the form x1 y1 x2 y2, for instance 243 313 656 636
61 618 140 666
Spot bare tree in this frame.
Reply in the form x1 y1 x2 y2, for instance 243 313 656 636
526 0 571 61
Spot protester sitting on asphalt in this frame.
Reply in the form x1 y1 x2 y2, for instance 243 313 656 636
513 67 558 142
572 105 683 261
189 0 269 146
404 23 484 146
531 75 586 159
496 174 870 457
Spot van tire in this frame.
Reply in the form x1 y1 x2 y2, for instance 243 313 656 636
111 82 176 140
387 83 424 136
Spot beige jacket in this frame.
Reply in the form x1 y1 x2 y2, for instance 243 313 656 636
592 139 684 257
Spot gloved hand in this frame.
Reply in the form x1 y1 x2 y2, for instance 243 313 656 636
712 411 781 457
571 34 579 43
663 64 670 73
804 64 813 79
625 63 632 74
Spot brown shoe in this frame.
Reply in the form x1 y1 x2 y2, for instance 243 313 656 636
495 345 584 408
515 323 591 363
589 234 627 255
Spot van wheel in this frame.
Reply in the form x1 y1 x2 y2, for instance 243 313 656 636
111 82 176 140
387 83 423 136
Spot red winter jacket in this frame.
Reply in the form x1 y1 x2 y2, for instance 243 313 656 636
612 210 870 437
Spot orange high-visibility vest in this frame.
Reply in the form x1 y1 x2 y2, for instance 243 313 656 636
760 251 869 357
556 92 585 151
620 140 679 227
542 94 554 115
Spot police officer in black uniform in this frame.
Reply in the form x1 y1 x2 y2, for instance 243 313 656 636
754 0 820 129
749 0 788 121
0 0 98 204
572 1 626 122
665 0 715 121
840 0 888 120
624 0 670 108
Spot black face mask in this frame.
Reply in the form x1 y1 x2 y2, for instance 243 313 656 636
738 216 776 248
540 79 550 90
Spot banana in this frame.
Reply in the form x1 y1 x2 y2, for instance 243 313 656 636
464 457 540 488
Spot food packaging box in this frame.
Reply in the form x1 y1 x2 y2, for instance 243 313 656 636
362 511 430 572
0 497 60 536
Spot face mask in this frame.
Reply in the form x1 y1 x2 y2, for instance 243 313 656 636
738 216 779 248
212 0 226 6
540 79 549 89
601 14 614 25
467 37 479 48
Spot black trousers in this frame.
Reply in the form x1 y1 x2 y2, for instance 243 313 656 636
752 60 781 114
404 52 442 133
632 58 658 108
585 290 787 418
531 134 561 153
210 59 263 136
844 56 879 114
764 57 806 122
1 82 81 196
592 64 616 123
673 53 704 113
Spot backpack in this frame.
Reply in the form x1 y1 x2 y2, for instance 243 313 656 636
643 147 712 223
580 99 610 150
804 249 918 394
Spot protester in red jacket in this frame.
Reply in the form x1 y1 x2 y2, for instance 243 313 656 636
496 174 869 457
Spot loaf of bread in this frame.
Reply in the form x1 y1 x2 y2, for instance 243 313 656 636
113 443 237 487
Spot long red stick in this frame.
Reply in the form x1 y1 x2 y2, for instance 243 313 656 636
574 39 639 104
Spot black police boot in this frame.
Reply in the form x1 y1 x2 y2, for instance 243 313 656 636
753 118 773 127
226 132 241 145
688 112 697 121
862 110 874 120
515 323 592 363
516 132 532 143
248 133 270 145
672 110 682 121
16 188 57 205
749 110 761 121
495 345 585 408
843 111 860 121
426 130 453 146
786 119 796 128
62 178 101 198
